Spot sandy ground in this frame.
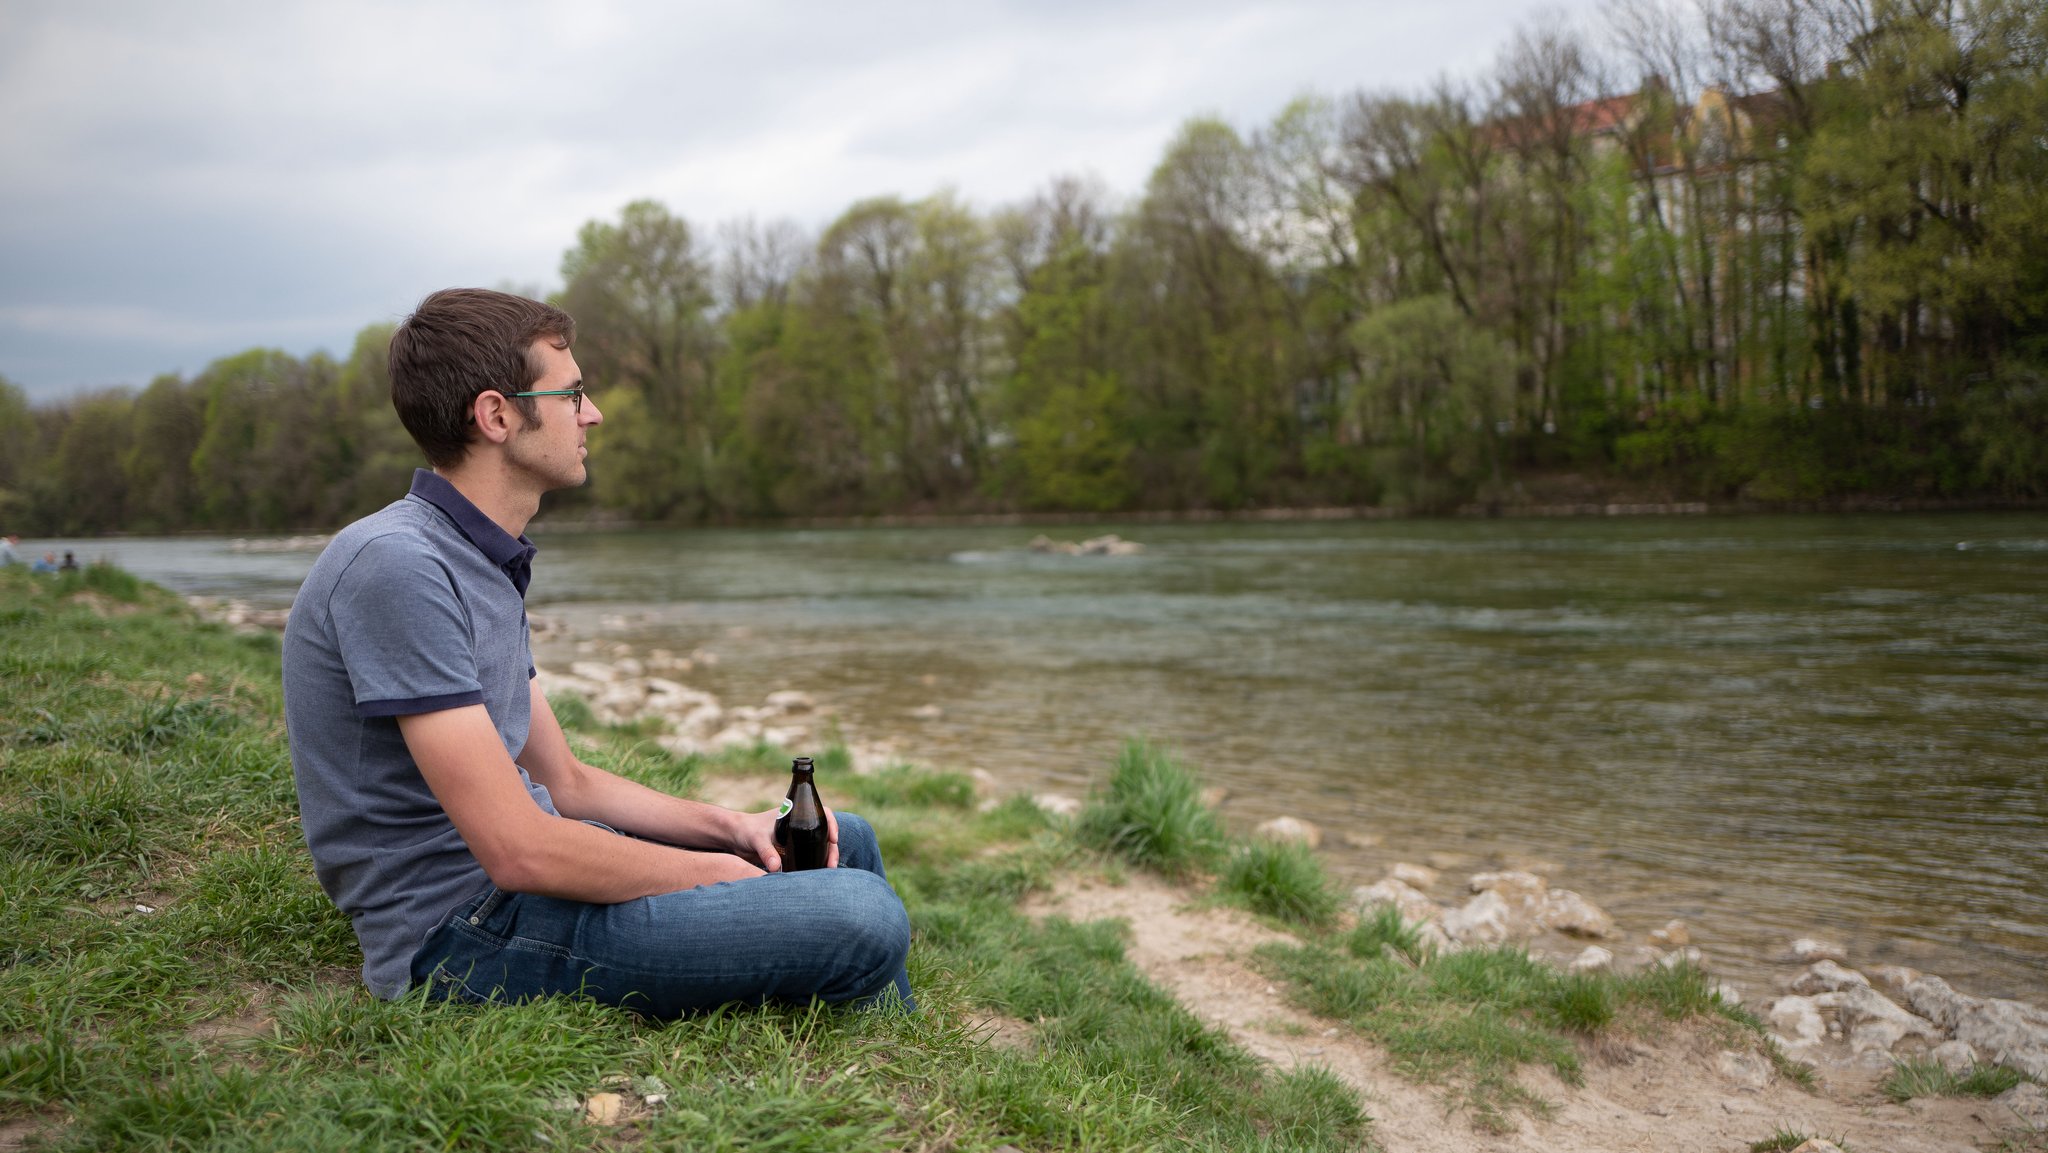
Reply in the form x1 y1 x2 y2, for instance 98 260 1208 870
1022 871 2031 1153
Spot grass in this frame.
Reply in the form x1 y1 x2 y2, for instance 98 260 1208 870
1254 931 1767 1133
1073 738 1225 877
1882 1058 2031 1103
1219 839 1341 928
0 567 1369 1152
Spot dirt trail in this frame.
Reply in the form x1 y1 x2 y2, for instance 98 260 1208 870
1024 872 2014 1153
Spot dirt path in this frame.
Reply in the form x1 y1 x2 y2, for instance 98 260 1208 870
1025 871 2012 1153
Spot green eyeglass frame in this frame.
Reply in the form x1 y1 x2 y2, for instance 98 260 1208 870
507 385 586 413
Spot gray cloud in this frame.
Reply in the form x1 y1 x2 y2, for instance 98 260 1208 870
0 0 1602 403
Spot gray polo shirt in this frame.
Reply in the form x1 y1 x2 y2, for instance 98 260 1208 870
283 469 559 997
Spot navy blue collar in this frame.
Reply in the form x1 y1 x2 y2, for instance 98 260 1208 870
406 469 537 597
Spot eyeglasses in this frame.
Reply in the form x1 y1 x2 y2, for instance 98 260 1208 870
507 385 587 414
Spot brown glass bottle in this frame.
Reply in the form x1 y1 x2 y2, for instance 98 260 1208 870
774 756 829 872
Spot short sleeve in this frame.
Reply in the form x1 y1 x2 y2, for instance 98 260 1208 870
327 533 487 717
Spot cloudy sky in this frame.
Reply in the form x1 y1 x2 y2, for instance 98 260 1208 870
0 0 1600 404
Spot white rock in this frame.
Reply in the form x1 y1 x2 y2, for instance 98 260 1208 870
1253 817 1322 849
1658 946 1705 969
908 704 944 720
1568 946 1613 974
764 690 814 713
1832 984 1939 1054
1031 793 1083 818
1713 982 1745 1007
1197 786 1230 809
1352 879 1440 926
1414 921 1457 956
1906 977 2048 1080
1996 1082 2048 1128
1789 960 1871 995
1788 1139 1846 1153
569 660 619 682
1442 890 1517 946
614 658 644 677
707 725 756 750
1542 889 1614 939
1389 862 1438 889
1771 996 1828 1046
1649 919 1690 947
1868 964 1922 994
1929 1039 1978 1073
1790 937 1849 964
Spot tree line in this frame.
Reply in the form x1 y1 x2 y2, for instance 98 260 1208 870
4 0 2044 535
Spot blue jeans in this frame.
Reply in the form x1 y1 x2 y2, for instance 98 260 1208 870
408 813 913 1017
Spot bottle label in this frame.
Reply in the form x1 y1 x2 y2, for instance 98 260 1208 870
775 798 793 819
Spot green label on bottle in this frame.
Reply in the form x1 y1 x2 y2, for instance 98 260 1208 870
775 798 793 819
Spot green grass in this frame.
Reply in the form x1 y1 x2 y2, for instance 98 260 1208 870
1255 938 1762 1133
1219 839 1341 928
1074 738 1226 877
1882 1058 2031 1103
0 567 1369 1152
1750 1128 1850 1152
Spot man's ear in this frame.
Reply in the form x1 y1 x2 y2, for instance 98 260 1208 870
470 391 518 446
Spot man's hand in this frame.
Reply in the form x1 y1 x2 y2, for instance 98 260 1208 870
729 805 841 872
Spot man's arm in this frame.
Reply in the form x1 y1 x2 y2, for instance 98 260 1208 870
398 703 765 902
516 679 840 869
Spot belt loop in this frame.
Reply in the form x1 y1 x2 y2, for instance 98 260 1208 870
467 887 507 926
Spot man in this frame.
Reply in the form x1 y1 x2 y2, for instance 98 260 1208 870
0 535 20 566
282 288 911 1017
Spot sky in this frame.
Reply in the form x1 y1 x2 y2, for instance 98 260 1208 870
0 0 1603 404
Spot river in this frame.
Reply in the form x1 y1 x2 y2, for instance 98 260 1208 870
50 512 2048 1002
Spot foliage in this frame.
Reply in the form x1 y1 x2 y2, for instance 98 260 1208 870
1074 739 1226 876
1219 840 1341 927
7 0 2046 533
1882 1058 2030 1103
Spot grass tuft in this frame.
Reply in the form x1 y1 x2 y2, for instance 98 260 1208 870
1074 738 1225 876
1882 1058 2029 1103
1219 839 1339 927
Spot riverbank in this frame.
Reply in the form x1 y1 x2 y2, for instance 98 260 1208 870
132 585 2048 1146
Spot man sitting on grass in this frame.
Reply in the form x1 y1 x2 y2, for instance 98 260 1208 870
281 288 912 1016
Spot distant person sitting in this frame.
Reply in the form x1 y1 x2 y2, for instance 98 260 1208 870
59 552 79 573
30 552 58 574
0 535 19 566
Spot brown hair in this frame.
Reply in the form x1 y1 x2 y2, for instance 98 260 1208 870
388 288 576 468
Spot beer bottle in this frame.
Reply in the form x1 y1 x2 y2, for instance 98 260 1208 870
774 756 830 871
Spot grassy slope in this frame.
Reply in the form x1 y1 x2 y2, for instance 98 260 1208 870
0 568 1365 1152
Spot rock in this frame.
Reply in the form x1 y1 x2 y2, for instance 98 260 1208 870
1542 889 1614 939
1340 831 1383 849
707 725 756 750
1868 964 1922 994
908 704 944 720
1658 946 1705 969
569 660 618 682
1389 862 1438 889
1442 890 1518 946
1424 851 1472 872
1716 1049 1771 1089
1198 786 1230 809
1790 937 1848 964
1414 921 1456 956
1832 984 1939 1054
1769 996 1827 1045
1649 919 1690 947
764 690 814 714
1995 1082 2048 1128
1568 945 1613 974
1789 960 1871 995
1905 976 2048 1080
1929 1039 1978 1073
614 657 644 677
584 1092 624 1125
1466 870 1549 931
1353 879 1440 926
1031 793 1083 818
1788 1139 1846 1153
1253 817 1322 849
1028 534 1056 553
1713 982 1745 1007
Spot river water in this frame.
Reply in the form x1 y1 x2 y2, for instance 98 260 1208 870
56 513 2048 1001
